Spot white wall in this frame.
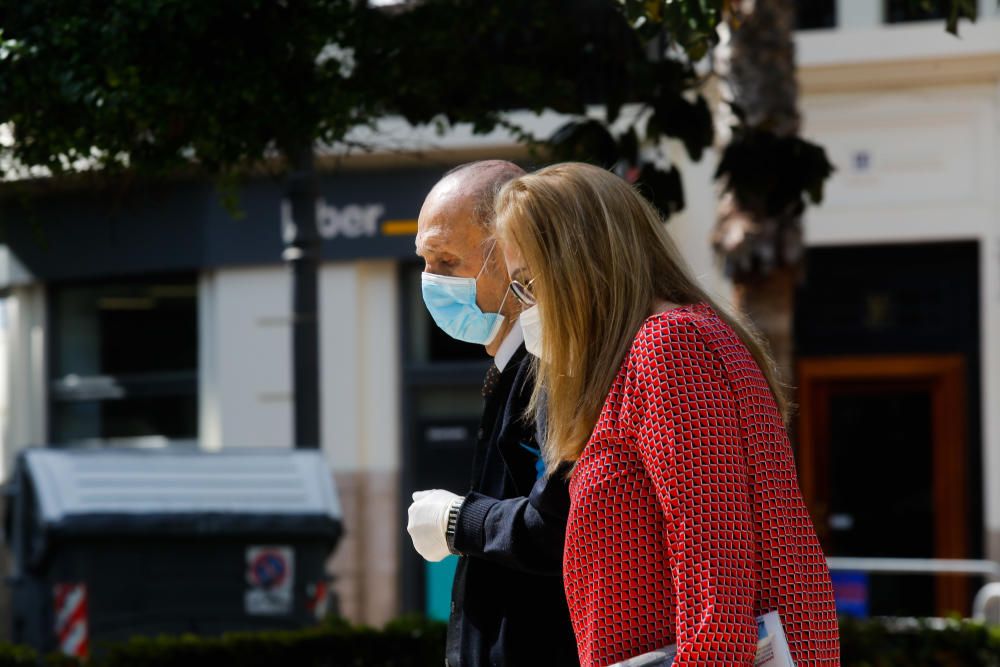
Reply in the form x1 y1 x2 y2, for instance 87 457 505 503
830 0 998 30
802 85 997 244
321 261 400 474
983 80 1000 562
798 14 1000 68
666 149 734 305
3 285 47 477
200 261 401 473
837 0 881 29
199 267 293 450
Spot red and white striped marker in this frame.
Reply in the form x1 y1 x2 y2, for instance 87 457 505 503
53 583 89 659
306 580 329 620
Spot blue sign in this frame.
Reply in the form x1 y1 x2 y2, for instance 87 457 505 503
831 570 869 618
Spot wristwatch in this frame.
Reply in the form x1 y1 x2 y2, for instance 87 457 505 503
445 497 464 555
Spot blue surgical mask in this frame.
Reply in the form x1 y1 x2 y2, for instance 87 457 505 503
422 243 509 345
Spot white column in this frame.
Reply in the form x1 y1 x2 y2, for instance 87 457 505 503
357 261 401 472
984 80 1000 565
210 266 293 449
321 263 361 471
321 259 401 626
320 260 400 472
837 0 882 29
4 285 47 474
198 272 222 451
981 234 1000 565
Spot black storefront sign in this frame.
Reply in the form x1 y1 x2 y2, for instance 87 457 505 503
0 166 444 284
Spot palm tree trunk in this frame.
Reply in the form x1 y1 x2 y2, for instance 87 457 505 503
734 270 796 389
728 0 800 137
718 0 802 386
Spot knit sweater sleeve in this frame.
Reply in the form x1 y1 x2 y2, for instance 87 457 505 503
626 316 757 665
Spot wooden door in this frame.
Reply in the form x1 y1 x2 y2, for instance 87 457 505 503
797 355 967 615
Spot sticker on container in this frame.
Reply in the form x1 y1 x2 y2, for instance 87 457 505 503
245 546 295 615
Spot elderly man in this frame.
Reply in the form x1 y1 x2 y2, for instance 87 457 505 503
407 161 578 666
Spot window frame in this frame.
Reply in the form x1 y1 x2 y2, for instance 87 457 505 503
46 274 199 447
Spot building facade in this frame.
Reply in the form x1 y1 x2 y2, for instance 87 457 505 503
0 0 998 628
793 1 1000 617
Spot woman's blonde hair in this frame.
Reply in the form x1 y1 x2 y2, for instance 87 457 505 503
494 162 788 476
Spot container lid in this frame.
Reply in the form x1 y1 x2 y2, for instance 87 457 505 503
14 447 342 540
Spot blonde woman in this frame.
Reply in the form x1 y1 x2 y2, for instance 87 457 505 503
495 163 839 667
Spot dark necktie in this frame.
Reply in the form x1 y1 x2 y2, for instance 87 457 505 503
482 363 501 398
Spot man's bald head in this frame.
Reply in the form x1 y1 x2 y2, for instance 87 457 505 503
437 160 526 229
416 160 526 356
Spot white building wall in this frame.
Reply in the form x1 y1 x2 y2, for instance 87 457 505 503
320 264 359 470
666 150 734 305
321 261 400 474
989 74 1000 565
3 285 47 477
200 261 400 464
837 0 881 29
798 16 1000 68
199 267 294 450
320 260 400 626
199 260 401 625
801 86 997 245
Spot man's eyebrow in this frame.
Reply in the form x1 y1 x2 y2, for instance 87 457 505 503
415 235 441 256
415 244 462 263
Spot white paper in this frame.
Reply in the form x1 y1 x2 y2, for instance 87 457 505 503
607 611 794 667
611 645 678 667
754 611 795 667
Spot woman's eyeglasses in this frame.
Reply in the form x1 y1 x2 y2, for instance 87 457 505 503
510 277 536 306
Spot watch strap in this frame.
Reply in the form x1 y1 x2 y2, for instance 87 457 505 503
445 497 464 555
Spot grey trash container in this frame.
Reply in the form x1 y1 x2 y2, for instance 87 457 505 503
3 447 342 657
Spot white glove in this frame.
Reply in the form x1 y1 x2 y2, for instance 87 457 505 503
407 489 462 562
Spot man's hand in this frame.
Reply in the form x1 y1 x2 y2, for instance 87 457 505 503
407 489 463 562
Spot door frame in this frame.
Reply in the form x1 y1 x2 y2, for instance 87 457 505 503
797 354 967 615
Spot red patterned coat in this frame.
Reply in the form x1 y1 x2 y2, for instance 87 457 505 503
563 304 840 667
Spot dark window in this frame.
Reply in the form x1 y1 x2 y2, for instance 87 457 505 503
885 0 947 23
49 277 198 445
796 0 837 30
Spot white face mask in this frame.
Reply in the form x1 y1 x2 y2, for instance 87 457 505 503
520 305 542 358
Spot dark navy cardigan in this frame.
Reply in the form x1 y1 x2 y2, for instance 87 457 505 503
445 345 579 667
